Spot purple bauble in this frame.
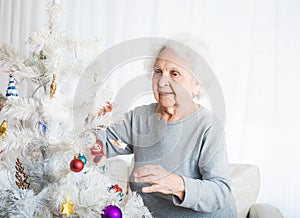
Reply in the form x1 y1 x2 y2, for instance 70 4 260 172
102 205 122 218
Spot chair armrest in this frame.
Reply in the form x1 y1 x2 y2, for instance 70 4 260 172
248 203 283 218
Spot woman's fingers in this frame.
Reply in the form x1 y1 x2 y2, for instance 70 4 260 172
133 165 185 200
142 184 161 193
133 165 165 185
141 183 174 195
133 165 167 184
133 165 166 178
134 174 159 184
132 165 152 178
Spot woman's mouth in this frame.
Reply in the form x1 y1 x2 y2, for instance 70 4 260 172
159 92 174 97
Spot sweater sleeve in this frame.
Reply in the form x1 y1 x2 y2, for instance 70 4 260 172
102 110 135 157
173 120 232 212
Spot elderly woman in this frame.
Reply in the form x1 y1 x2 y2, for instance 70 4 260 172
96 42 237 217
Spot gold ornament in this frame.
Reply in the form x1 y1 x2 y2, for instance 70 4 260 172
39 50 46 60
15 158 30 189
61 195 75 217
50 73 57 99
0 93 6 111
0 120 8 138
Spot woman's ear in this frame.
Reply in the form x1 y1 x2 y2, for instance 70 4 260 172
192 78 204 104
192 78 201 97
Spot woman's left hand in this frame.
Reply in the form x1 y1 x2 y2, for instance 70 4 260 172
133 165 185 201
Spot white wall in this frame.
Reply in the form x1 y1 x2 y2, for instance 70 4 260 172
1 0 300 217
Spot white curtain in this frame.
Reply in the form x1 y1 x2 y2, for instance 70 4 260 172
1 0 300 217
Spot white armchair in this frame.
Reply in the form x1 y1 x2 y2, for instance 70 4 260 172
230 164 283 218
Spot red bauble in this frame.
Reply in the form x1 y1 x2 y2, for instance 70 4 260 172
70 158 84 172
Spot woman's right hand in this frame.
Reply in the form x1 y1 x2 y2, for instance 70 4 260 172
97 102 113 116
85 102 113 124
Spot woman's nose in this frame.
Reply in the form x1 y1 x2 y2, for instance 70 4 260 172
158 75 170 87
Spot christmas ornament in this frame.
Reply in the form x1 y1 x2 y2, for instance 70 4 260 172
50 73 57 99
0 93 6 111
109 139 127 150
90 132 105 165
108 184 124 202
102 205 122 218
0 120 8 138
61 195 75 217
80 130 105 165
70 157 84 172
37 121 47 135
15 158 30 189
6 74 19 99
39 50 46 60
33 53 39 62
108 184 123 194
77 154 87 165
90 144 105 165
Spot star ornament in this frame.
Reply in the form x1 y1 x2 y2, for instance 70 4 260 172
61 195 75 217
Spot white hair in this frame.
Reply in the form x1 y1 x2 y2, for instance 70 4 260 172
144 34 213 76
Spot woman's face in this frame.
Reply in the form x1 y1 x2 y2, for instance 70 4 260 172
152 48 198 108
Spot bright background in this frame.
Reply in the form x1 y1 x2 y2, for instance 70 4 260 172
1 0 300 217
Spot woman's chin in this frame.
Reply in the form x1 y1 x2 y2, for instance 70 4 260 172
158 100 176 108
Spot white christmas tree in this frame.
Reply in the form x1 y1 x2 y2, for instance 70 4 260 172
0 1 151 217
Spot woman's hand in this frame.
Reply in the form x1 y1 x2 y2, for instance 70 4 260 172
85 102 113 124
97 102 113 116
133 165 185 201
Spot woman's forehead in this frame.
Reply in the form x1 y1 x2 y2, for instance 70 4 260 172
154 58 182 68
155 48 191 69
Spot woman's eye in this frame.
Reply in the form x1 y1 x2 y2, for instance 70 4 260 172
170 70 180 77
154 69 162 75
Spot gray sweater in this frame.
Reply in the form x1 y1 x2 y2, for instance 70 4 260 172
103 103 237 218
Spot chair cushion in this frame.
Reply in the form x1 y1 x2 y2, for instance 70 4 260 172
230 164 260 218
248 203 283 218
